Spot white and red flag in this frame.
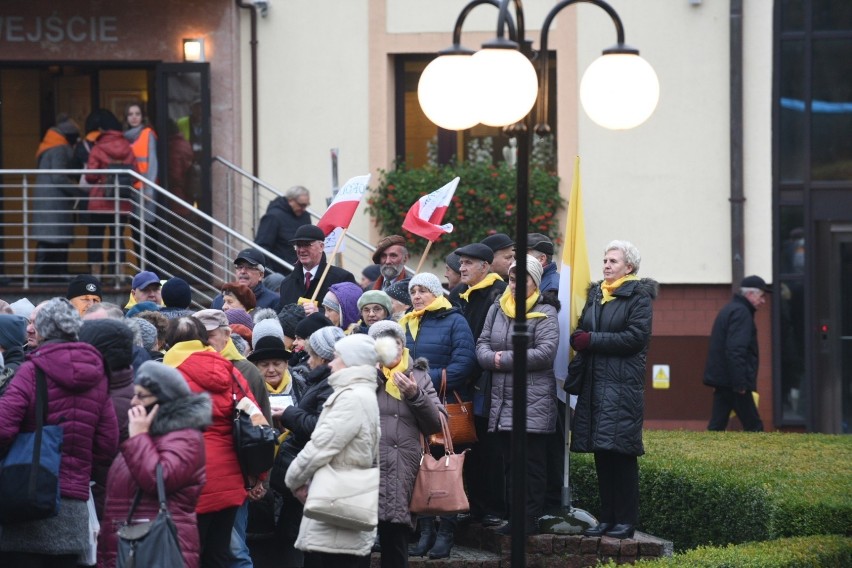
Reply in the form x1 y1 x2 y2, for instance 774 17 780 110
401 177 460 242
316 174 371 236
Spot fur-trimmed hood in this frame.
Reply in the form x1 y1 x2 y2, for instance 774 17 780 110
586 277 659 300
149 392 212 436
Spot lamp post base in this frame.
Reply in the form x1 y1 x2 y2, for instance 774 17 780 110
537 507 598 535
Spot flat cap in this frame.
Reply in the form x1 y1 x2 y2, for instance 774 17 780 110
527 233 554 255
454 243 494 264
372 235 407 264
289 224 326 244
741 275 771 292
481 233 515 252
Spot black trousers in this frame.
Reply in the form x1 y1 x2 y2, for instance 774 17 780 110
465 415 506 518
499 431 548 520
303 551 371 568
708 387 764 431
594 450 639 525
544 400 567 509
0 552 77 568
378 521 409 568
198 505 239 568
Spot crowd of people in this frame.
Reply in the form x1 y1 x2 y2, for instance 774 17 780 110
0 220 661 567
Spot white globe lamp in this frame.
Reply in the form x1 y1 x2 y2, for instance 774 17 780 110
580 52 660 130
471 48 539 127
418 54 480 131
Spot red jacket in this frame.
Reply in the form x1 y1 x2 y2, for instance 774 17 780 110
98 393 211 568
175 350 259 514
85 130 136 213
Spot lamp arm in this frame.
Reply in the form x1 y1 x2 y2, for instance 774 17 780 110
535 0 629 133
495 0 526 44
451 0 518 49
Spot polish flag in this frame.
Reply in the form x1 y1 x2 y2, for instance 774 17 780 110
402 177 459 242
316 174 371 236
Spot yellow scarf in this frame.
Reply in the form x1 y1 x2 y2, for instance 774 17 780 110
398 295 453 340
381 348 410 400
459 273 504 302
601 274 640 304
163 340 215 368
498 287 548 319
220 338 246 361
266 369 292 394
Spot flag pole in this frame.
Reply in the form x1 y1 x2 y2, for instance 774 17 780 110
414 240 434 274
310 227 349 304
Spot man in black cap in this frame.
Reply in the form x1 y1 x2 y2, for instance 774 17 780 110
254 185 312 274
67 274 103 316
481 233 515 279
371 234 410 291
527 233 560 292
276 224 356 311
703 274 769 432
448 241 508 526
210 248 280 310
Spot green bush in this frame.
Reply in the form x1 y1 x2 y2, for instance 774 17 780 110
569 431 852 552
628 535 852 567
366 161 562 260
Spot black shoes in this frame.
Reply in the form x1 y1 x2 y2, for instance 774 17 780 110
408 518 436 556
481 514 504 527
605 524 635 539
582 522 613 537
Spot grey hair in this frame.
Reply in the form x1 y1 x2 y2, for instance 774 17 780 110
740 287 762 296
285 185 309 200
84 302 124 320
123 317 145 347
35 297 82 342
605 240 641 275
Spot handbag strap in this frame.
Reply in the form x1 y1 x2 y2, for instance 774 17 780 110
437 369 447 402
421 413 454 456
125 463 168 524
231 372 249 411
29 368 49 496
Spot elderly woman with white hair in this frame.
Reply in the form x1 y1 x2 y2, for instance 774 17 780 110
476 255 560 535
368 321 443 568
0 297 119 566
568 240 658 540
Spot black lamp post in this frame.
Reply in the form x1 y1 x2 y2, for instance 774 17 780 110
418 1 658 565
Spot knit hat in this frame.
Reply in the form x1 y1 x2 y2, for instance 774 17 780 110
193 309 229 331
367 319 406 346
36 298 83 342
385 279 411 307
455 243 494 264
67 275 102 301
222 282 257 311
445 252 461 274
247 335 290 363
161 278 192 308
362 264 381 282
230 324 252 345
308 325 345 361
252 308 278 326
357 290 392 316
79 319 134 371
128 317 158 351
252 318 285 349
334 334 378 367
225 308 254 330
135 360 191 404
509 254 544 289
372 235 407 264
0 314 27 350
294 312 333 340
9 298 35 319
324 282 363 329
125 301 160 318
481 233 515 252
278 303 306 339
408 273 444 298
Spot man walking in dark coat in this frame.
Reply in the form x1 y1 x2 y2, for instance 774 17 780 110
277 225 356 311
254 185 312 274
704 274 769 432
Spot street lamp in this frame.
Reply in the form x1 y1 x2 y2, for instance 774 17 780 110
418 1 658 565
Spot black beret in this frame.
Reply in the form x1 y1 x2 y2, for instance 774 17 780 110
454 243 494 264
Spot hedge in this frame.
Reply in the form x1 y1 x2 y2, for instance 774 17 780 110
569 430 852 552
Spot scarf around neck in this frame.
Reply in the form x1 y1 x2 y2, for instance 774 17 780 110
266 369 292 394
459 273 503 302
163 340 215 368
398 295 453 340
601 274 639 304
498 287 547 320
381 348 410 400
220 338 246 361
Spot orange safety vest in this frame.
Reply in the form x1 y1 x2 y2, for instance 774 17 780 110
130 127 158 188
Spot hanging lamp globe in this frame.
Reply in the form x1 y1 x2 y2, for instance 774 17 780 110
580 51 660 130
418 53 481 131
471 46 538 127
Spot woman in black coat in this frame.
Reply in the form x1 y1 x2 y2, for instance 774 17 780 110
568 240 657 540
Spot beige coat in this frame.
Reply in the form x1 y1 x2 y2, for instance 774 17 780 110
285 364 380 556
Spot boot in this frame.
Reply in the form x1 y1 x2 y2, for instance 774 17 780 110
408 517 436 557
428 522 455 560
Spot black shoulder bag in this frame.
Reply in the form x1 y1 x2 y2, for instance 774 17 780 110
231 374 277 486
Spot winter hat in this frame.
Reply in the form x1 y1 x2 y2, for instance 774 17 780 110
308 325 345 361
408 273 444 298
247 335 290 363
277 304 306 339
481 233 515 252
56 115 80 136
125 301 160 318
357 290 393 316
455 243 494 264
527 233 554 256
334 334 378 367
509 254 544 289
0 314 27 350
445 253 462 275
252 318 285 350
222 282 257 311
367 319 406 346
9 298 35 319
324 282 363 329
79 319 134 371
128 317 158 351
362 264 381 282
0 301 12 315
294 312 333 340
193 309 229 331
230 324 253 346
252 308 279 326
372 235 407 264
385 279 411 307
66 275 103 301
161 277 192 308
35 297 82 342
225 308 254 330
135 360 191 404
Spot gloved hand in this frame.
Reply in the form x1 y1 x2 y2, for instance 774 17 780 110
570 330 591 351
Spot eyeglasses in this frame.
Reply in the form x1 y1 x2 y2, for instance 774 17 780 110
234 264 260 272
361 306 387 315
294 200 310 208
132 392 156 401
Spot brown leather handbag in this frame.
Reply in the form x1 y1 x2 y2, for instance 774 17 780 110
429 370 477 446
410 414 470 515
